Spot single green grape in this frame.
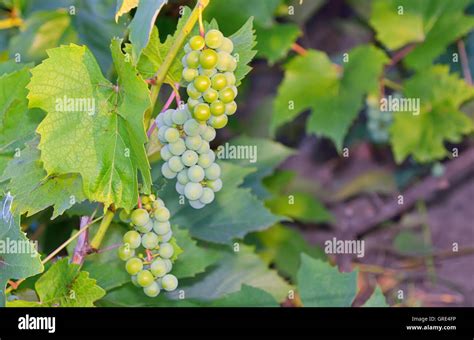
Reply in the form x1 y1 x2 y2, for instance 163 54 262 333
224 72 236 86
225 101 237 115
185 135 203 151
219 87 235 103
216 51 231 71
185 51 200 68
205 163 221 180
186 83 201 100
207 178 223 192
199 49 218 69
203 88 218 103
197 151 215 168
164 127 180 143
136 219 153 233
193 75 211 92
125 257 143 275
176 181 185 195
160 145 172 161
177 169 190 185
200 125 216 142
210 101 225 116
150 258 168 277
123 230 142 249
189 199 205 209
189 35 205 50
188 165 205 183
184 182 203 201
193 103 211 121
130 209 150 227
159 230 173 243
136 270 154 287
197 141 210 154
228 57 237 72
200 67 217 77
168 139 186 156
181 150 199 167
183 119 201 136
153 220 171 235
143 281 160 297
205 29 224 49
187 98 201 111
168 156 184 173
161 162 177 179
161 274 178 291
211 74 227 91
159 243 175 259
209 114 228 129
182 67 199 83
118 244 135 261
142 232 159 249
200 187 215 204
119 209 130 223
172 109 189 125
218 37 234 53
154 206 170 222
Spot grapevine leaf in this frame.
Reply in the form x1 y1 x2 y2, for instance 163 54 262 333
256 23 301 65
168 245 292 302
363 286 389 307
115 0 139 21
229 17 257 86
0 142 86 219
297 254 357 307
0 196 43 307
209 284 278 307
171 226 222 279
128 0 168 63
156 162 282 244
27 40 152 211
273 46 388 150
8 258 105 307
390 66 474 163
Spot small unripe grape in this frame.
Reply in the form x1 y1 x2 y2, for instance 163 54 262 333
187 97 201 111
168 155 184 172
182 67 198 82
218 37 234 53
194 75 211 93
188 165 205 183
163 109 174 126
216 51 231 71
185 135 203 150
161 274 178 291
118 244 135 261
142 232 159 249
197 141 210 154
203 88 218 103
198 151 215 168
209 114 228 129
193 103 211 121
151 258 168 277
168 139 186 155
161 162 177 179
159 230 172 243
154 206 170 222
228 57 237 72
225 101 237 115
210 101 225 116
157 127 166 143
189 199 205 209
152 199 164 210
136 270 154 287
164 127 180 143
176 182 185 195
185 51 200 68
131 209 150 227
230 86 238 97
131 275 140 287
126 257 143 275
199 49 218 69
172 109 189 125
211 73 227 91
177 169 190 185
159 243 175 259
200 67 217 77
205 163 221 180
186 83 201 100
156 112 165 127
200 187 215 204
119 209 130 223
163 259 173 272
205 29 224 49
136 219 153 233
123 230 142 248
207 178 223 192
184 182 203 200
153 220 171 235
189 35 205 50
181 150 199 166
219 87 235 103
144 281 160 297
160 145 172 161
224 72 236 86
183 119 200 136
200 125 216 142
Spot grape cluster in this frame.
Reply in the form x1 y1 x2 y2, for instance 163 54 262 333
156 105 222 209
118 194 179 297
366 96 393 143
182 29 238 129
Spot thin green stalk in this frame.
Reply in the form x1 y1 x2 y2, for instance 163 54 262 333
90 210 115 250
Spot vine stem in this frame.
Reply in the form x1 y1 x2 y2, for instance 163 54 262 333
90 210 115 250
291 43 307 56
457 39 472 85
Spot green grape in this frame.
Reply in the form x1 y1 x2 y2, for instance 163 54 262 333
176 182 185 195
185 51 200 68
177 169 190 185
188 165 205 183
203 88 218 103
199 49 218 69
197 151 215 168
164 259 173 272
207 178 223 192
184 182 203 200
161 274 178 291
197 141 210 154
123 230 142 248
200 125 216 142
157 127 166 143
161 162 177 179
142 232 159 249
119 209 130 223
181 150 199 166
131 275 140 287
160 145 172 161
136 270 154 287
183 118 201 136
194 75 211 92
136 219 153 233
227 57 237 72
218 37 234 53
186 83 201 100
168 139 186 155
189 35 205 50
183 43 192 53
164 127 180 143
210 101 225 116
223 72 236 86
118 244 135 261
131 209 150 227
154 206 170 222
144 281 160 297
200 67 217 77
159 243 174 259
168 156 184 172
225 101 237 115
182 67 199 82
230 86 238 97
211 73 227 91
151 258 168 277
189 199 205 209
187 97 202 111
205 29 224 49
205 163 221 180
200 187 215 204
163 109 174 126
216 51 231 71
219 87 235 103
153 220 171 235
126 257 143 275
185 135 203 151
193 103 211 121
172 109 189 125
159 230 172 243
209 114 228 129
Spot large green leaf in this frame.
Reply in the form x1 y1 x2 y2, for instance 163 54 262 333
256 23 300 65
27 40 152 210
0 142 85 219
297 254 357 307
209 284 278 307
229 17 257 86
363 286 389 307
115 0 139 21
390 66 474 163
0 197 43 306
273 45 388 150
8 258 105 307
